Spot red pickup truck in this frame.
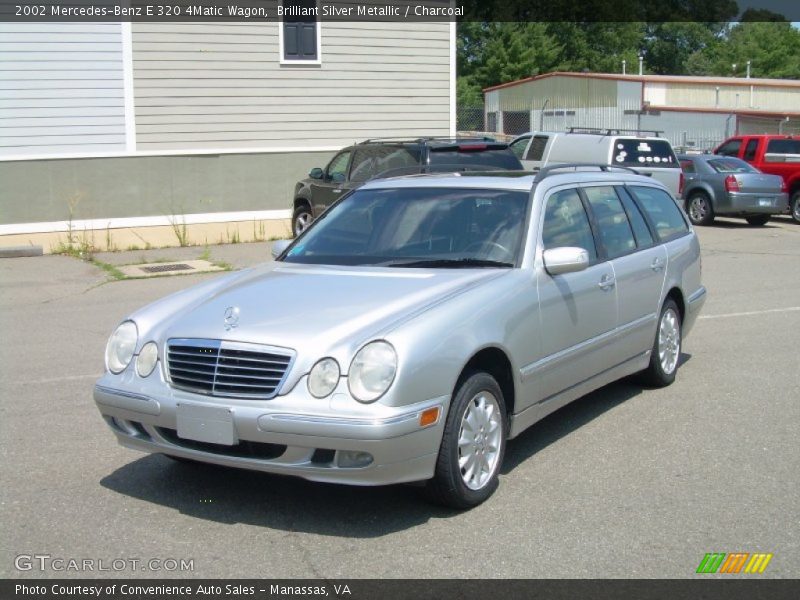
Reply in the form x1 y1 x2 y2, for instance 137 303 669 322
714 135 800 223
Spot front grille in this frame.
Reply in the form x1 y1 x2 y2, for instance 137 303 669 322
166 338 294 399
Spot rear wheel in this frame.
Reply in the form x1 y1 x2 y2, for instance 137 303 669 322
424 372 507 509
791 191 800 224
745 215 770 226
641 299 682 388
292 203 313 237
686 193 714 226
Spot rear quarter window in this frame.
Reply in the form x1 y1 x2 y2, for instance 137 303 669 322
613 139 679 168
628 185 689 242
765 139 800 155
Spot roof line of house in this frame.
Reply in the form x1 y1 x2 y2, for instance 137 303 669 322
482 71 800 93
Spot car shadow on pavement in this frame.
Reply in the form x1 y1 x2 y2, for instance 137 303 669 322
100 454 457 537
100 353 690 535
502 352 692 474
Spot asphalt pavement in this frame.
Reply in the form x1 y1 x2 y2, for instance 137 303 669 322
1 217 798 579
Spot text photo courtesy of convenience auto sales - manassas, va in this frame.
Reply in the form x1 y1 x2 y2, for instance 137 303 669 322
0 1 799 599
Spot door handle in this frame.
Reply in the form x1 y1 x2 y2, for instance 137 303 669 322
598 275 615 291
650 258 664 272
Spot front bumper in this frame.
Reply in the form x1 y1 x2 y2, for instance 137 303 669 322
720 192 788 215
94 374 447 486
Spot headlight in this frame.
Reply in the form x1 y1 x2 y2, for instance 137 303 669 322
348 341 397 403
308 358 340 398
105 321 138 374
136 341 159 378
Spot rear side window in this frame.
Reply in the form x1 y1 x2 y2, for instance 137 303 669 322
766 139 800 155
707 158 756 174
542 188 597 261
617 186 654 248
629 186 689 242
583 186 636 259
351 145 419 181
613 139 678 168
716 139 742 157
525 135 549 161
428 147 523 170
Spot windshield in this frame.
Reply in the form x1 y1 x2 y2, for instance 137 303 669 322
282 187 530 267
707 158 757 174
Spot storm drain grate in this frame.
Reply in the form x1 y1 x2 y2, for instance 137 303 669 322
140 263 194 273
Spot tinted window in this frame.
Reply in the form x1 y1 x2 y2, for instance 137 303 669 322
284 187 529 266
716 139 742 157
583 186 636 259
707 158 757 174
428 147 523 169
766 139 800 155
613 139 679 168
326 151 351 183
509 136 530 159
525 135 549 161
542 189 597 261
349 148 380 183
629 186 689 241
679 160 696 174
617 187 654 248
743 139 759 161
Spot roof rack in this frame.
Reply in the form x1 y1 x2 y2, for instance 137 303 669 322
532 163 642 183
358 136 497 145
566 127 664 137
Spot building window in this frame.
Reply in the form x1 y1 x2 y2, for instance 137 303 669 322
281 0 320 63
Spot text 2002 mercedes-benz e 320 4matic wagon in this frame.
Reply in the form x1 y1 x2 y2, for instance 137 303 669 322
95 165 706 508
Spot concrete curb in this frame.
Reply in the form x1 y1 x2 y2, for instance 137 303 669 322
0 245 43 258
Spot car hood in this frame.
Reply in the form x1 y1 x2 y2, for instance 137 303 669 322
140 262 508 356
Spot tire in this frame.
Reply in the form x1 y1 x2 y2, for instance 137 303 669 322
791 191 800 224
685 193 715 226
292 203 313 237
745 215 770 226
641 299 682 388
424 372 507 509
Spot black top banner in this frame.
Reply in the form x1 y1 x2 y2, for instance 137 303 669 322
1 0 800 22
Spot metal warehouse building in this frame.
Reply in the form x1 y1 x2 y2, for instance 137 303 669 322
483 72 800 151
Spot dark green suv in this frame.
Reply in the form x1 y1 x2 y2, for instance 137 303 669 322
291 137 524 236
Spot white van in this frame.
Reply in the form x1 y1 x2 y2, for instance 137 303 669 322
509 129 682 198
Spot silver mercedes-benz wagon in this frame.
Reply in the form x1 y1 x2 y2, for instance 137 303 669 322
95 165 706 508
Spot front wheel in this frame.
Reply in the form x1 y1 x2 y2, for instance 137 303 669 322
745 215 770 226
641 299 682 388
424 372 507 509
791 191 800 224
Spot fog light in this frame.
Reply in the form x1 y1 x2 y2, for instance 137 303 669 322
337 451 374 468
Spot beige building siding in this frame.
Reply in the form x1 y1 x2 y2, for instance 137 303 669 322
495 77 619 111
653 82 800 112
131 22 452 150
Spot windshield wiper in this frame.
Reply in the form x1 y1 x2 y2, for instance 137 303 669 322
384 258 513 268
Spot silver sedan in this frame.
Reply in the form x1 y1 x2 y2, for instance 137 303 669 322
679 154 788 226
95 167 706 508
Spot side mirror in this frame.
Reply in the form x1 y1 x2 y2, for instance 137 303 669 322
309 167 324 180
543 247 590 276
271 239 292 259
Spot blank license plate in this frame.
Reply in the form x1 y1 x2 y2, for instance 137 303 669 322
176 403 236 445
758 198 774 207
